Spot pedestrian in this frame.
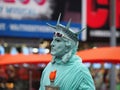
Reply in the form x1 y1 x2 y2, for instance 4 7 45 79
39 14 95 90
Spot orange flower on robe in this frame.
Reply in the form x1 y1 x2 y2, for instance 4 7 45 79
49 70 57 81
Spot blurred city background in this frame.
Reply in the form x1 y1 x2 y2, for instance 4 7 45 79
0 0 120 90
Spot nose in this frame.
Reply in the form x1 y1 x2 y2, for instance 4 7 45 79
50 40 54 47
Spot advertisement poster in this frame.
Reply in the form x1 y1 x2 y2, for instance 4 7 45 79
0 0 83 40
86 0 120 42
0 0 54 20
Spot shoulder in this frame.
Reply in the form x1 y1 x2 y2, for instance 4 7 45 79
72 55 91 76
42 62 52 73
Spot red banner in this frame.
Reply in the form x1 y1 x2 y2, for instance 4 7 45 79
86 0 120 42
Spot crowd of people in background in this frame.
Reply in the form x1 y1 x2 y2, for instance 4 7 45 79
0 63 120 90
0 64 45 90
0 40 50 55
90 64 120 90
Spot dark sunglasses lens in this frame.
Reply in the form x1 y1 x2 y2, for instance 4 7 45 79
57 33 62 37
54 32 62 37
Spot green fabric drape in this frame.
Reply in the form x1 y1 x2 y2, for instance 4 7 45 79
39 55 95 90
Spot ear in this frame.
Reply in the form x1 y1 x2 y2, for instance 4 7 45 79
65 41 71 47
65 41 72 52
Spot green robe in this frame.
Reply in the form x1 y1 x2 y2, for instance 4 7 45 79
39 55 95 90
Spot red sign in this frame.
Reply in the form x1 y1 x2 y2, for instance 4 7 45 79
87 0 120 29
86 0 120 42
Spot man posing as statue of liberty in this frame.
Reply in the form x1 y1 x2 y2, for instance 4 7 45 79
39 14 95 90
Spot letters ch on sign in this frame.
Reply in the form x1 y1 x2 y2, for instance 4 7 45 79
87 0 120 29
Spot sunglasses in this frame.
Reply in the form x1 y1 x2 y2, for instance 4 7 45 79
54 32 72 40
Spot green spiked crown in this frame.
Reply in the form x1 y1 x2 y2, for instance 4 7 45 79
47 13 86 41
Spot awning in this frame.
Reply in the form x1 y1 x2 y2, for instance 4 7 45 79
0 54 51 65
0 46 120 65
77 46 120 63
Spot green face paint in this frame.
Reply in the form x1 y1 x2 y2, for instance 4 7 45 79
50 36 67 57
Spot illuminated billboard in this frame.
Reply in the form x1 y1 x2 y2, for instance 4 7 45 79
0 0 53 20
85 0 120 42
0 0 85 41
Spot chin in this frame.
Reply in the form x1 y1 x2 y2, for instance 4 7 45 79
50 52 56 55
50 52 59 57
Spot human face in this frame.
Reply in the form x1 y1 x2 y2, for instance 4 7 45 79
50 34 67 57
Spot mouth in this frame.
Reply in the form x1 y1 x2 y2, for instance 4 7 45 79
51 47 55 50
51 48 55 51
